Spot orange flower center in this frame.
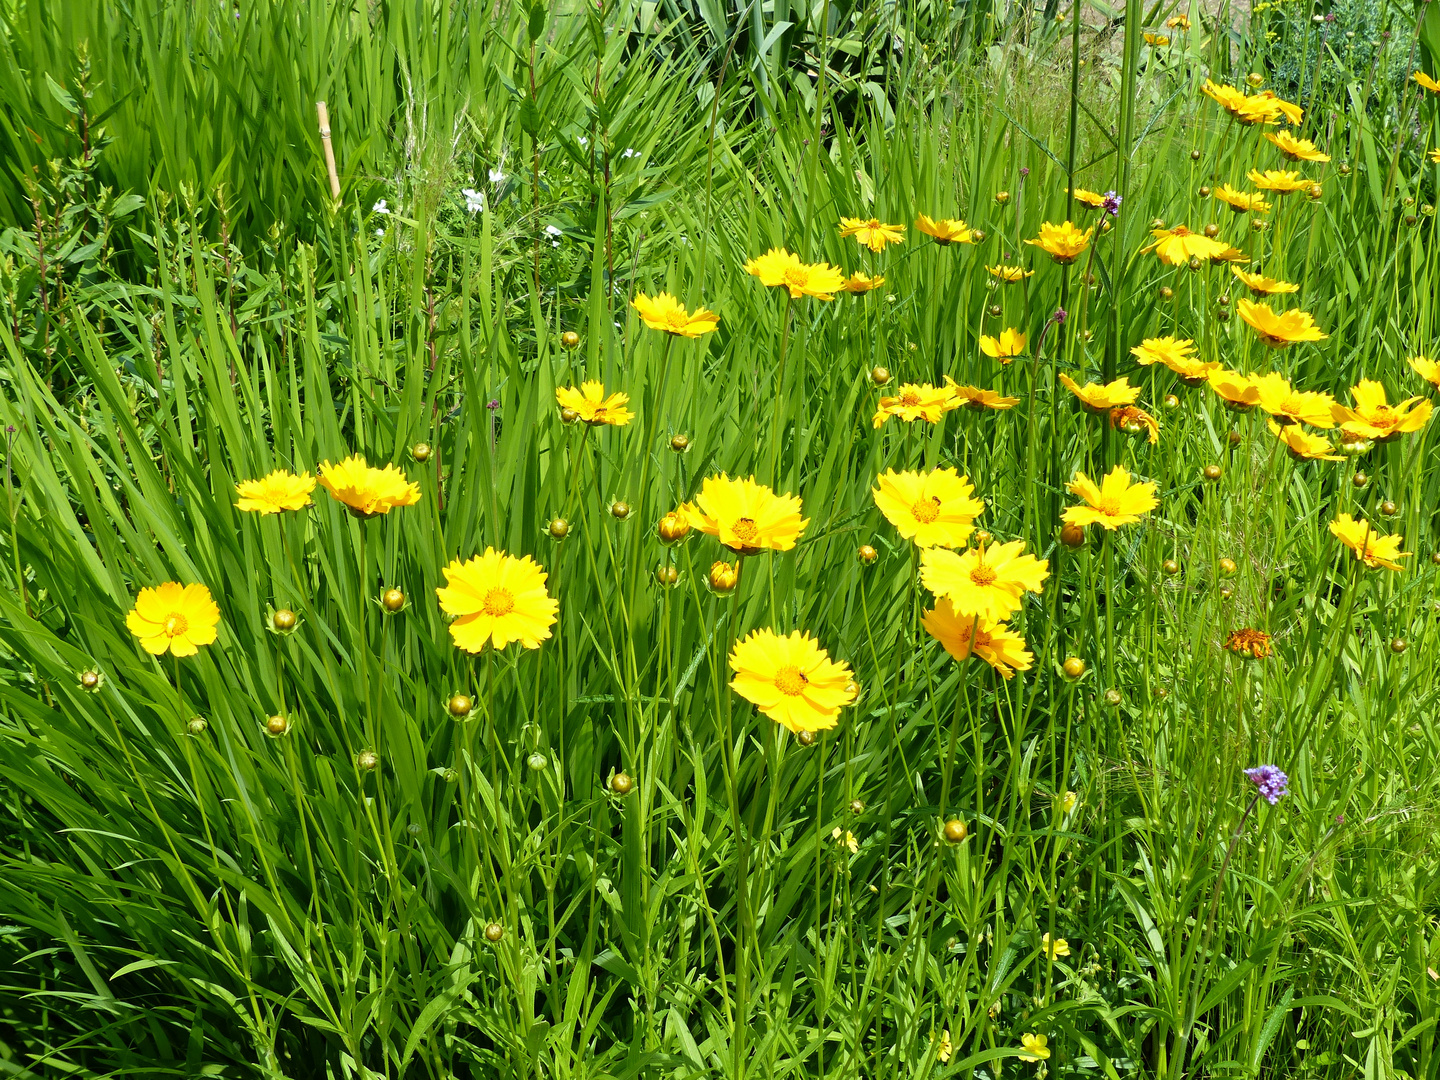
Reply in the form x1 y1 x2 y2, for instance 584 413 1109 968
483 588 516 617
970 565 998 587
164 614 189 636
900 388 922 406
1171 226 1191 236
1097 497 1123 517
783 267 809 287
774 665 809 696
731 518 760 543
911 497 942 524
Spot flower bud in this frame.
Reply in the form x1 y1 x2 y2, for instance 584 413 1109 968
411 442 432 463
1219 584 1234 600
943 818 968 843
871 366 891 387
610 770 634 796
658 511 691 544
1198 185 1211 197
1219 557 1237 576
357 749 379 771
1203 223 1219 238
708 560 739 593
527 752 548 771
187 716 208 736
1163 393 1180 409
858 544 878 565
269 607 298 634
655 565 679 587
1060 523 1085 548
381 587 406 612
484 922 505 943
560 406 580 424
265 714 291 737
1162 558 1180 575
973 530 993 546
995 191 1011 204
1390 637 1408 654
1190 148 1202 161
1104 688 1123 707
548 518 571 539
670 433 690 452
1352 471 1368 488
447 693 474 718
796 729 816 747
849 799 865 814
78 668 105 693
610 500 631 521
1061 657 1086 680
1159 286 1173 300
561 330 581 349
987 303 1003 318
971 229 986 242
1379 500 1398 517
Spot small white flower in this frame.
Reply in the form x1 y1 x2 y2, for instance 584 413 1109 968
461 188 485 214
488 167 506 186
577 135 589 147
373 199 390 215
545 225 563 239
622 148 639 159
375 228 385 238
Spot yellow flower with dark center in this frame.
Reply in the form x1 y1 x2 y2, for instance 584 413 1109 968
1019 1034 1051 1062
1166 13 1190 27
920 540 1049 622
872 382 958 428
555 381 635 426
1408 354 1440 390
436 549 559 652
1109 405 1160 444
1236 299 1327 347
1254 372 1335 426
921 599 1034 679
1224 628 1272 659
840 272 885 294
1025 221 1094 264
1231 266 1298 295
937 1030 953 1065
126 582 221 657
872 467 985 548
1068 187 1107 208
1165 355 1223 384
728 628 857 732
1130 336 1195 368
1331 379 1433 441
1414 70 1440 94
1043 933 1071 958
1142 225 1228 265
236 469 317 514
1268 419 1342 461
1209 244 1250 265
743 248 846 299
1143 32 1170 45
1247 169 1309 194
987 263 1034 283
946 378 1020 410
980 327 1028 362
839 217 906 252
317 455 422 517
630 292 719 337
1329 513 1409 571
1202 79 1249 117
1265 131 1330 162
1063 466 1158 529
1207 369 1261 411
1253 91 1303 124
915 214 974 245
1059 373 1141 411
1213 184 1271 214
680 474 807 554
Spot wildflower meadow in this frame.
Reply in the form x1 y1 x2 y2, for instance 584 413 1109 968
3 0 1440 1076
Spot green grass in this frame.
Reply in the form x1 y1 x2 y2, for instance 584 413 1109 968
2 1 1440 1077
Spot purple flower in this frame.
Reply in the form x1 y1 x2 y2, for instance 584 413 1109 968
1102 190 1122 216
1052 307 1068 324
1019 167 1031 178
1244 765 1289 805
486 398 501 411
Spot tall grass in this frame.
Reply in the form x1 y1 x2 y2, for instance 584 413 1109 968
2 1 1440 1078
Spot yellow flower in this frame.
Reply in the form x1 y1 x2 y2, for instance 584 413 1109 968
920 599 1034 679
980 327 1028 362
1331 379 1433 441
729 629 857 733
946 378 1021 411
1063 466 1159 530
1142 225 1228 265
1253 91 1303 124
840 271 885 294
1264 131 1330 162
555 381 635 426
1144 31 1170 45
1213 184 1271 214
1025 221 1093 263
680 474 808 554
833 827 859 853
915 214 974 245
1408 354 1440 389
1224 628 1273 659
839 217 905 252
436 549 559 652
1068 187 1107 208
1231 266 1298 295
937 1029 953 1065
743 248 846 299
126 582 221 657
1430 149 1440 164
1254 372 1335 427
872 382 958 428
236 469 317 514
1207 368 1261 411
1236 298 1327 347
317 455 422 517
1019 1033 1051 1062
1414 70 1440 94
1059 373 1141 411
1268 419 1342 461
1208 244 1250 265
1247 168 1310 194
1202 79 1250 117
630 292 719 337
1130 336 1195 368
1109 404 1160 444
1061 790 1078 813
920 540 1049 622
1329 513 1409 571
1166 13 1191 27
1042 932 1071 959
872 467 985 548
987 263 1034 283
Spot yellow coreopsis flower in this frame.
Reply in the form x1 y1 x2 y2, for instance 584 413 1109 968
1025 221 1093 264
1265 131 1330 162
1430 149 1440 164
1408 354 1440 390
987 263 1034 283
126 582 221 657
1059 373 1141 411
980 327 1028 362
1019 1034 1051 1062
1253 91 1303 124
946 378 1020 411
1413 70 1440 94
1331 379 1433 441
921 599 1034 679
1268 419 1342 461
436 549 559 652
937 1029 953 1065
839 217 906 252
1232 266 1298 295
920 540 1049 622
1167 13 1191 27
556 381 635 426
1207 368 1261 411
1063 466 1159 530
1068 187 1107 208
872 382 958 428
1201 79 1247 114
729 629 857 733
1110 405 1160 444
680 474 808 554
1142 225 1228 265
839 271 885 294
1329 513 1410 571
1144 31 1170 45
236 469 317 514
743 248 846 299
1213 184 1272 215
1130 336 1195 368
872 467 985 548
630 292 719 337
1236 299 1327 347
1247 168 1309 194
1042 933 1071 959
1253 372 1335 426
317 455 422 517
915 214 974 245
